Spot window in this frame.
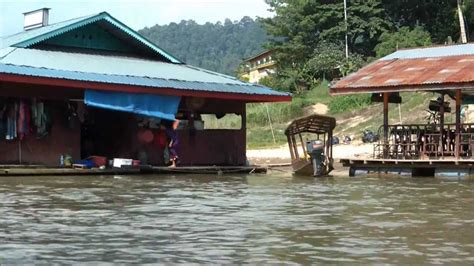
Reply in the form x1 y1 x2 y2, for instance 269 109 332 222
200 114 242 130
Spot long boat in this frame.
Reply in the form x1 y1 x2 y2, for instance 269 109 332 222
285 114 336 176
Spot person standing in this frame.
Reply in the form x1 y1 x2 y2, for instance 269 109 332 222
461 105 469 123
163 120 179 167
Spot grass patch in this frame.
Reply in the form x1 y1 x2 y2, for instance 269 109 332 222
246 83 438 149
246 124 288 149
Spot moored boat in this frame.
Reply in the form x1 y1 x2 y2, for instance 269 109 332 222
285 114 336 176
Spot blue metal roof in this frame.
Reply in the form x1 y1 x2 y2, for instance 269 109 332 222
0 63 289 97
0 12 181 63
0 14 97 48
382 43 474 60
0 12 290 100
0 48 242 84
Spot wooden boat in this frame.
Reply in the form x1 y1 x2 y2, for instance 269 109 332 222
285 114 336 176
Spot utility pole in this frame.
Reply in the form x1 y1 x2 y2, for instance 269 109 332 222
344 0 349 58
458 0 468 43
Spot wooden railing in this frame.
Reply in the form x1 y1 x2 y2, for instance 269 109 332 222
373 123 474 159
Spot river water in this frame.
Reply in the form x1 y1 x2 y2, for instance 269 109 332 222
1 174 474 264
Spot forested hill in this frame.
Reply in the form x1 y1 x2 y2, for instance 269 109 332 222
139 17 267 75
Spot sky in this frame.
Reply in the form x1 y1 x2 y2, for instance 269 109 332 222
0 0 273 37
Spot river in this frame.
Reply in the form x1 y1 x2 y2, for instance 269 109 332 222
1 174 473 264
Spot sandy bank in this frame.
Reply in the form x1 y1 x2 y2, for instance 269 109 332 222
247 142 373 165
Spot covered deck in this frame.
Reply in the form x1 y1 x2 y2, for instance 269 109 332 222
330 44 474 177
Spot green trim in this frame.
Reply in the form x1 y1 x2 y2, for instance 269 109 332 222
102 15 181 63
43 23 136 52
12 12 181 63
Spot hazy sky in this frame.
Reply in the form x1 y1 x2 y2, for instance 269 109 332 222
0 0 273 37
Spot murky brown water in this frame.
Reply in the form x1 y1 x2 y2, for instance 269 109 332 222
1 174 474 264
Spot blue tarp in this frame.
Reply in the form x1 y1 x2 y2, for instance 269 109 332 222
84 90 181 120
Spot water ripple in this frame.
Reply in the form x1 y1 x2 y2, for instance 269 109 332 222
0 175 473 264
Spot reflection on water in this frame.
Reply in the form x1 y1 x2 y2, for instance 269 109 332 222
1 174 474 264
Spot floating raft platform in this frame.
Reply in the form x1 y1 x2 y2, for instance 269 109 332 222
340 158 474 178
150 165 268 174
0 165 268 176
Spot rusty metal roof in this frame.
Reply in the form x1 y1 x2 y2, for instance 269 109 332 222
330 44 474 95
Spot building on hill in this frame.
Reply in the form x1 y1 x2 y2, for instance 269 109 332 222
0 8 290 167
242 50 276 83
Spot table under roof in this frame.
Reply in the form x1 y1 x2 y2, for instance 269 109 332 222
330 43 474 161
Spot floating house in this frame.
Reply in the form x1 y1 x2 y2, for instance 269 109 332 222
330 44 474 177
0 9 290 167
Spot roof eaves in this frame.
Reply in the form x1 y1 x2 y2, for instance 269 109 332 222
243 49 273 62
0 63 291 98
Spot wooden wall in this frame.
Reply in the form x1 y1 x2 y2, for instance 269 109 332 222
0 103 81 165
0 81 248 166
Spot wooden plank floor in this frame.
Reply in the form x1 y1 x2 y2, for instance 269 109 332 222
0 165 268 176
0 167 141 176
150 165 268 174
340 157 474 169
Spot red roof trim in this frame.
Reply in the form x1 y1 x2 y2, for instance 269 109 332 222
0 73 291 102
330 82 474 95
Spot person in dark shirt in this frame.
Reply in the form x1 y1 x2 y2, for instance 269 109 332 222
162 120 179 167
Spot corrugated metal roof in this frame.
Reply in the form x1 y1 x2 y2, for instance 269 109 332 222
0 12 290 101
330 54 474 94
0 12 181 63
381 43 474 60
1 48 242 84
0 14 99 48
0 63 289 97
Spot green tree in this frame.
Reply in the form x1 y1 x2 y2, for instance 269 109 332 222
382 0 459 43
262 0 387 92
139 17 268 75
463 0 474 40
374 26 432 58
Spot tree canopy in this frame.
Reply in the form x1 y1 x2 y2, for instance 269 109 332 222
374 26 432 58
138 0 474 93
262 0 469 93
139 17 268 76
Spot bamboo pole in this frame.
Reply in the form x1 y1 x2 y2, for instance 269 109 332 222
265 103 276 144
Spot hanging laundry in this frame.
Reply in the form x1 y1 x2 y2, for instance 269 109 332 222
17 100 29 140
6 102 16 140
31 99 51 139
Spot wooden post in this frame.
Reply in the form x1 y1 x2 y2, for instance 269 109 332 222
329 131 333 159
455 89 461 159
439 93 445 158
383 92 389 158
299 133 307 159
292 135 299 159
287 135 295 160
